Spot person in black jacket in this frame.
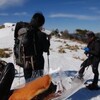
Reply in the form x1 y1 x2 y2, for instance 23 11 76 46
23 12 50 82
78 31 100 90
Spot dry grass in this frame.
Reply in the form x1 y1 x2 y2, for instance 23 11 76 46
64 44 79 51
73 56 85 61
58 46 66 53
0 48 12 58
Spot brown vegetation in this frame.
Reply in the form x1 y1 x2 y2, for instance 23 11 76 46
0 48 12 58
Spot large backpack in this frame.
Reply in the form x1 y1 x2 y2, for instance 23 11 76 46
14 21 37 69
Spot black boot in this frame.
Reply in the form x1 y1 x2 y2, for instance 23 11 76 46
86 83 99 90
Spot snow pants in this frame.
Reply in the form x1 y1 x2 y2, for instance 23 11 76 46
79 56 100 85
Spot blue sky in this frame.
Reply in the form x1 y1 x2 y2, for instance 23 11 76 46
0 0 100 33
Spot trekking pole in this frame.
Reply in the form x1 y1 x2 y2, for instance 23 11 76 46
47 50 50 74
18 66 21 85
47 34 50 74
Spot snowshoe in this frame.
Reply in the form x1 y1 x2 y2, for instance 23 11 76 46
71 73 84 82
86 83 100 90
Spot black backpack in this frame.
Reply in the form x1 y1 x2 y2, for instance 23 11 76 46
0 60 7 76
14 21 37 69
0 60 15 100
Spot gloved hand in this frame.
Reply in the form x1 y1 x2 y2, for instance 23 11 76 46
47 34 51 41
83 47 90 55
84 47 90 52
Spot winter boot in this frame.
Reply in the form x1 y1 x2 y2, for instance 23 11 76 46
86 83 99 90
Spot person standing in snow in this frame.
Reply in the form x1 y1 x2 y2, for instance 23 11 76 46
23 12 50 82
78 31 100 90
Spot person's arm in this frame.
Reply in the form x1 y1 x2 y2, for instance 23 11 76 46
89 41 100 57
42 32 50 52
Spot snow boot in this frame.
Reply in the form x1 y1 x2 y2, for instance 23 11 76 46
86 83 100 90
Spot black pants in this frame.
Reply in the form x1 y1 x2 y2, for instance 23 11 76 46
79 56 100 85
0 63 15 100
23 67 32 81
23 67 43 82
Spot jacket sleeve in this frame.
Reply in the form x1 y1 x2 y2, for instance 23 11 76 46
43 33 50 52
89 40 100 57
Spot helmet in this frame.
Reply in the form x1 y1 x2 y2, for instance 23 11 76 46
30 12 45 28
86 31 95 38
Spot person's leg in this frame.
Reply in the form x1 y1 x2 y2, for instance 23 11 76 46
86 60 99 90
23 61 33 82
23 67 32 82
31 69 44 81
92 59 99 85
37 69 43 76
78 58 91 77
0 63 15 100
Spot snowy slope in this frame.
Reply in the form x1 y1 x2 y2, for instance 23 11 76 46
0 27 100 100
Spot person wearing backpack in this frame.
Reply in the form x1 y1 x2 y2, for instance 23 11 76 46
78 31 100 90
14 12 50 82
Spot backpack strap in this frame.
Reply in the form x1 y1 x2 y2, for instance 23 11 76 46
18 28 28 36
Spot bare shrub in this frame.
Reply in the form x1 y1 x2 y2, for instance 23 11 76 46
58 46 66 53
65 44 79 51
0 48 12 58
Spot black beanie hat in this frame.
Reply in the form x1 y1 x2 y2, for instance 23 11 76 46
86 31 95 38
30 12 45 28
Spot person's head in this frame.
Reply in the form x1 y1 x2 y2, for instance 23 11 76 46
30 12 45 28
86 31 95 43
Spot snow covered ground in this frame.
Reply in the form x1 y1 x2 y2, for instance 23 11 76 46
0 26 100 100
